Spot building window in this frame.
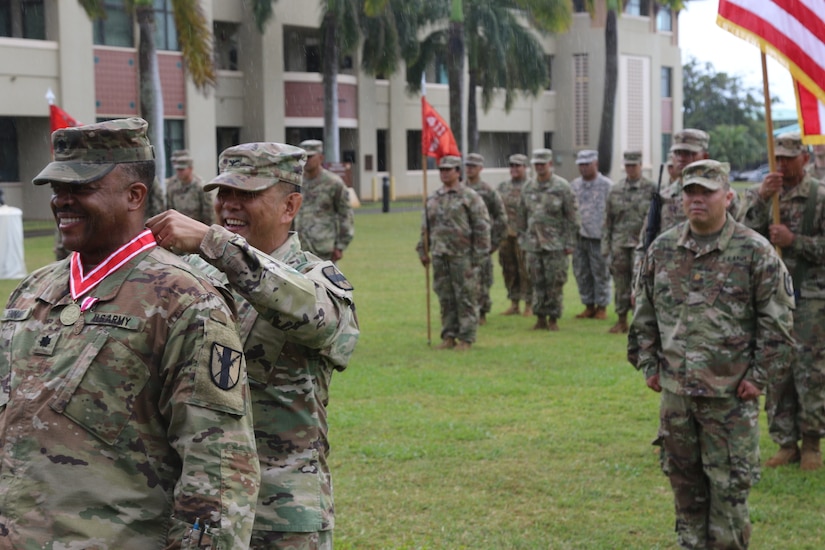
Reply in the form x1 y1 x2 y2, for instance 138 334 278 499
544 132 553 151
153 0 178 51
662 133 672 162
377 129 388 172
283 27 321 73
0 0 45 39
625 0 650 17
572 0 587 13
0 118 19 182
545 55 554 91
661 66 672 98
93 1 134 47
216 127 240 158
407 130 422 170
214 21 239 71
164 119 185 176
573 54 589 148
656 6 673 32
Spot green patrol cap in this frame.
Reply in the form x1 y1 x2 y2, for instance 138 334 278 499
171 149 193 169
299 139 323 157
774 132 804 157
576 149 598 164
204 142 306 192
623 151 642 165
33 117 155 185
465 153 484 166
508 154 528 166
531 149 553 164
439 155 462 169
670 129 709 153
682 159 730 191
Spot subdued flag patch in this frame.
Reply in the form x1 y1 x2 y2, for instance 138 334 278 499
210 343 242 390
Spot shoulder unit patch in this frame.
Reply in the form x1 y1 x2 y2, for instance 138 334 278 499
322 265 354 291
210 343 243 390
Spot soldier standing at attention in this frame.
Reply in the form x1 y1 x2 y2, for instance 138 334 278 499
602 151 654 333
417 155 491 351
465 153 508 325
0 118 260 548
633 160 795 550
295 139 354 262
165 149 213 225
739 132 825 471
497 153 534 317
148 142 360 549
517 149 579 331
571 149 613 320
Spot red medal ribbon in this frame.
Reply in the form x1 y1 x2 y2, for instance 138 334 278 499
70 229 157 306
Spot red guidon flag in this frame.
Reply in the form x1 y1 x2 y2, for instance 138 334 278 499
717 0 825 142
421 98 460 159
50 104 81 133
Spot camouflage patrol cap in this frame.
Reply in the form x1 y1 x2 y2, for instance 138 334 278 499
670 128 709 153
171 149 193 169
623 151 642 165
439 155 462 169
508 154 528 166
465 153 484 166
576 149 598 164
531 149 553 164
774 131 804 157
33 117 155 185
203 142 306 192
682 159 730 191
299 139 323 157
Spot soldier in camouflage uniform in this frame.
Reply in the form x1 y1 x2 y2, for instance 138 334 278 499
633 160 795 550
497 153 533 317
805 143 825 181
517 149 579 331
417 155 491 351
465 153 508 325
166 149 213 225
295 139 355 262
0 118 260 549
739 132 825 471
571 149 613 320
602 151 654 333
148 142 360 550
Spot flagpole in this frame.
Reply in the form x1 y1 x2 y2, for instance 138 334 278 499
421 77 433 346
761 52 781 256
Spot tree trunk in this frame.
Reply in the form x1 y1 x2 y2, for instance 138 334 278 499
597 9 617 176
447 19 464 156
323 12 340 163
467 68 478 153
136 6 166 187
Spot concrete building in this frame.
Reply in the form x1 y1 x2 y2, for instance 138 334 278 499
0 0 682 219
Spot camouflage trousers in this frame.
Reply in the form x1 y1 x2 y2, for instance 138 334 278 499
250 529 332 550
525 250 568 320
572 237 611 306
659 391 759 550
609 247 634 316
766 297 825 446
498 236 532 303
477 253 494 315
432 255 480 343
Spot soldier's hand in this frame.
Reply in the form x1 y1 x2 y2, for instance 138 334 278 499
332 248 343 262
737 379 761 401
758 172 783 201
420 255 431 267
768 223 795 248
146 210 210 254
645 373 662 393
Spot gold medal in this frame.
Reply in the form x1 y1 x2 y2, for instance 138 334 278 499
60 303 81 326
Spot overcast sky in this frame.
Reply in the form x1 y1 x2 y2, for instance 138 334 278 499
678 0 797 114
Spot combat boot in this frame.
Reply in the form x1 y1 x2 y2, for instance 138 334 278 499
593 306 607 320
547 318 559 331
608 313 628 333
764 443 800 468
435 337 456 350
532 316 549 330
522 304 533 317
801 435 822 471
454 341 472 351
501 301 520 315
575 304 596 319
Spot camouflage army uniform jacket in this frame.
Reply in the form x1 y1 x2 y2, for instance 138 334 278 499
634 214 795 395
296 168 355 257
0 245 260 549
739 176 825 299
190 227 359 534
468 179 508 248
570 173 612 239
416 184 491 261
602 176 655 256
517 174 580 253
166 173 214 225
498 178 531 238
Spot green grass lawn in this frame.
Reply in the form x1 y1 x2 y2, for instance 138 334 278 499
4 210 825 549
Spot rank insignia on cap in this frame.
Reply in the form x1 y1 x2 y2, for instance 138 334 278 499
210 343 242 390
322 265 354 291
